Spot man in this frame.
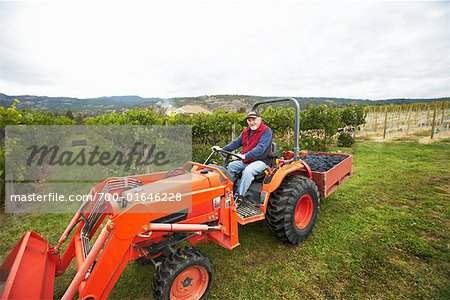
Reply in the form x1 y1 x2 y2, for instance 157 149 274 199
212 111 273 204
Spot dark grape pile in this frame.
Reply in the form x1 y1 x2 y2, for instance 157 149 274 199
301 153 346 172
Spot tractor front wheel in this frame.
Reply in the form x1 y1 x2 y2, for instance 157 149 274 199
266 175 320 244
152 247 214 300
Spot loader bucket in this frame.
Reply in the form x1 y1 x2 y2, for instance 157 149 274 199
0 231 56 300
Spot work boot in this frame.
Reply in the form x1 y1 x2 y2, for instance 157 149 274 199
234 195 244 207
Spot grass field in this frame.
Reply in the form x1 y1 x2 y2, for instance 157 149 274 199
1 139 449 299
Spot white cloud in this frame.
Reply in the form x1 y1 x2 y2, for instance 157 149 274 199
0 1 448 99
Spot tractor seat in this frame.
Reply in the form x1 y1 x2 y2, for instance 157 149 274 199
254 171 267 181
267 142 280 167
206 143 280 183
250 142 281 181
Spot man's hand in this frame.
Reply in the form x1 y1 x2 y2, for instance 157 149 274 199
235 153 246 160
211 145 222 152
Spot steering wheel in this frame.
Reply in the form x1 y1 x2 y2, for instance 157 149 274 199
214 148 243 167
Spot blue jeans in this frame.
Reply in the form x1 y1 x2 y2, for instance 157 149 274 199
227 160 268 196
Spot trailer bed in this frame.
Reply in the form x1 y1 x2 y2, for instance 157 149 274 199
307 152 353 198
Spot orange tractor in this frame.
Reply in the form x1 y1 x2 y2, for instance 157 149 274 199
0 98 352 299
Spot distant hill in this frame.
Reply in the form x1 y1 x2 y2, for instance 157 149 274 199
1 92 448 115
159 95 450 111
0 93 161 115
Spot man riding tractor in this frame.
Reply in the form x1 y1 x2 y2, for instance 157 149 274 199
212 111 273 206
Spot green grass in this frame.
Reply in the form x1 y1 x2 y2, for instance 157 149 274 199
1 140 449 299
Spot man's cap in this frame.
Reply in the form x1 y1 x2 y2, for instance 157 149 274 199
245 111 261 119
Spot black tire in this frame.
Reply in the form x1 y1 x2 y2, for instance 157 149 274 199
266 175 320 244
152 247 214 300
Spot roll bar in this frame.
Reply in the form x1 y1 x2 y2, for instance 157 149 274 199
252 98 301 160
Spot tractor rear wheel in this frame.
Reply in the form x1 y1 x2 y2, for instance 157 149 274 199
152 247 214 300
266 175 320 244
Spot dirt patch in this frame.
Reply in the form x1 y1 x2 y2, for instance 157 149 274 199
417 137 439 144
430 176 450 183
416 228 448 242
357 134 449 144
429 176 450 194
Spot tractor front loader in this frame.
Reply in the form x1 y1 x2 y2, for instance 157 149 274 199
1 98 352 299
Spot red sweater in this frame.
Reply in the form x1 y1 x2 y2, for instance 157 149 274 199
241 122 270 164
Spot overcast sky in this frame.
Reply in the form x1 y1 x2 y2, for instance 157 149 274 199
0 1 448 99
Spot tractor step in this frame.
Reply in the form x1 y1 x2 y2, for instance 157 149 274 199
236 201 264 225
